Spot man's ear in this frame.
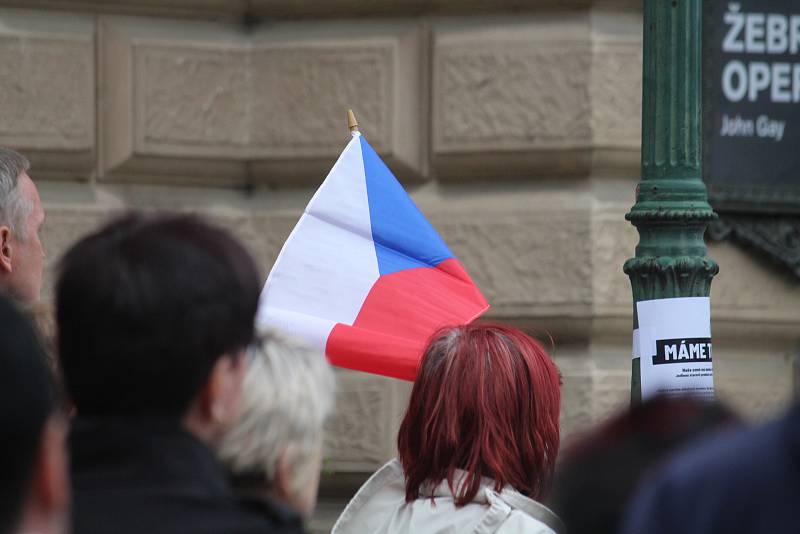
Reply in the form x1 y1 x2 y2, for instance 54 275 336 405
273 447 294 503
208 354 247 423
184 353 247 445
0 225 13 274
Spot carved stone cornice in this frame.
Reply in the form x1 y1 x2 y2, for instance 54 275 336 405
708 215 800 279
0 0 641 20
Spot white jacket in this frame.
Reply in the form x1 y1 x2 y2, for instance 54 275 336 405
331 459 564 534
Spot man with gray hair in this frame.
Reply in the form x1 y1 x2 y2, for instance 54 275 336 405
220 328 336 532
0 148 45 303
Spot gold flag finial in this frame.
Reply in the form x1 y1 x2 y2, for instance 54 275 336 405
347 109 359 133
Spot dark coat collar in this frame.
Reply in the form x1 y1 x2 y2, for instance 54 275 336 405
70 415 230 496
239 496 305 529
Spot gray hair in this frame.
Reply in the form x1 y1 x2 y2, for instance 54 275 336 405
220 328 335 495
0 148 31 239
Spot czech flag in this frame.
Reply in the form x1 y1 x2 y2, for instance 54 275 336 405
258 131 489 381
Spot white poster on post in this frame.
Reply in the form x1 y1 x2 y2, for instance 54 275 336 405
632 296 714 401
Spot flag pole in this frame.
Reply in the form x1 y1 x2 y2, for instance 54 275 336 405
347 109 359 134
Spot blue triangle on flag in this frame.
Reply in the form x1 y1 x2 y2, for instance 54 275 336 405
359 136 453 276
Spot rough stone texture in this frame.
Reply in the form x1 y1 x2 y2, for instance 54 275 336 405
0 1 245 19
137 44 251 155
592 206 639 313
590 8 642 151
250 44 393 157
556 344 631 444
40 206 122 298
251 0 595 18
433 208 593 317
435 47 590 151
0 36 92 148
555 354 595 438
590 41 641 150
714 345 794 421
101 18 423 184
0 0 639 20
708 240 800 333
323 370 408 472
250 22 426 182
99 17 247 184
590 368 630 422
432 17 592 179
0 9 94 179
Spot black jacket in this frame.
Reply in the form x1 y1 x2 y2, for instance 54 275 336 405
69 416 306 534
621 403 800 534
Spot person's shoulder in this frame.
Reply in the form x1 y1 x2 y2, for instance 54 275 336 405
495 488 564 534
164 497 304 534
620 411 795 534
497 510 557 534
238 497 306 534
655 414 787 486
331 459 406 533
71 494 301 534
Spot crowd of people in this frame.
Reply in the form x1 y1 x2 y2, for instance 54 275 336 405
1 145 798 534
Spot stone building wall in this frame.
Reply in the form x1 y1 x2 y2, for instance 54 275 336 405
1 1 798 530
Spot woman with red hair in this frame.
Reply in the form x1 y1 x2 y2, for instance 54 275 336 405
332 323 564 534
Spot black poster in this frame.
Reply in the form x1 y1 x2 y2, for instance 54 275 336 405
705 1 800 213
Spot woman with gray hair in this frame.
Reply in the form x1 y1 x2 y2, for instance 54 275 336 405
219 328 336 529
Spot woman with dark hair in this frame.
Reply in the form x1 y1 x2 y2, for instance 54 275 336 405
332 323 564 534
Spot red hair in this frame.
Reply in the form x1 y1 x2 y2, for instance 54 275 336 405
397 323 561 506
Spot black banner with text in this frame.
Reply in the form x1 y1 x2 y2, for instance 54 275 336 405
706 1 800 213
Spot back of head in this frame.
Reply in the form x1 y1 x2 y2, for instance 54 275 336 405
56 213 260 417
219 329 335 516
0 147 38 303
397 323 561 506
549 396 739 534
0 147 30 237
0 294 55 533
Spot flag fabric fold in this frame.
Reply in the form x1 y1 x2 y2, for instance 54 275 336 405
257 132 489 381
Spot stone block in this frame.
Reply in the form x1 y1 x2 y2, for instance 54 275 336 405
431 16 592 179
323 370 408 472
249 22 426 183
0 9 95 180
2 0 633 20
708 240 800 341
590 8 642 172
432 205 593 319
100 17 425 185
589 345 630 421
0 1 245 19
591 207 638 313
100 17 249 185
250 0 595 19
714 345 794 421
590 41 641 151
40 204 122 299
555 354 594 438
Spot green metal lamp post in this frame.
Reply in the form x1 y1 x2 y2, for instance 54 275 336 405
624 0 719 403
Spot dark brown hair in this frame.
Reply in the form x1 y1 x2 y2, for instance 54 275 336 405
57 213 260 417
